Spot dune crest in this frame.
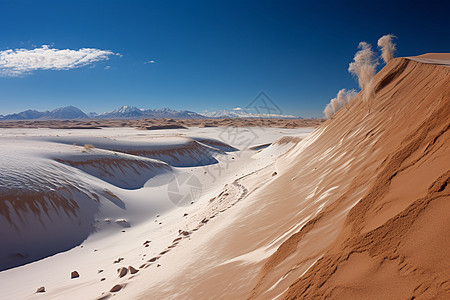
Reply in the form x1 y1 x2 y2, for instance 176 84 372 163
251 56 450 299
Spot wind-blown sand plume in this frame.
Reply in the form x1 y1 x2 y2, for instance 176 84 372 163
323 89 357 118
348 42 378 102
378 34 397 64
0 56 448 299
250 56 450 299
115 56 448 300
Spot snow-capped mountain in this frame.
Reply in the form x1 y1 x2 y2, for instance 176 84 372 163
0 106 299 120
200 109 299 119
98 105 144 118
47 106 89 119
98 106 205 119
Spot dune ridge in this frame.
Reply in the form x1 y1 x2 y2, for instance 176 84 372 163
124 55 449 300
250 56 450 299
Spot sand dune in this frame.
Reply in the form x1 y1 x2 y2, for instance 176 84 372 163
106 55 448 300
0 118 324 129
0 54 448 299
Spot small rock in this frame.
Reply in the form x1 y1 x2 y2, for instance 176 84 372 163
71 271 80 279
157 264 161 267
110 284 124 293
98 269 103 273
143 240 151 245
145 244 149 247
113 257 124 264
115 219 131 228
101 278 106 281
128 266 139 274
35 286 45 293
272 171 277 176
97 293 111 300
148 257 158 262
118 267 128 278
183 213 188 217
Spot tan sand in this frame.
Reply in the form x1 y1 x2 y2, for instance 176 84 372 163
0 118 324 129
134 55 449 299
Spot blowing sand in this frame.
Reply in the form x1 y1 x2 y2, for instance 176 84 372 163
0 54 449 300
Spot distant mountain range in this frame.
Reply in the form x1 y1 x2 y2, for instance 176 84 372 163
0 105 301 120
97 106 204 119
201 109 299 119
0 106 88 120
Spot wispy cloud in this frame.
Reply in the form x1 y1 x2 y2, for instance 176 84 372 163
0 45 119 77
145 60 156 64
232 107 243 111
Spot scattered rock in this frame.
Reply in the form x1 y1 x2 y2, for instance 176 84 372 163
110 284 124 293
157 264 161 267
101 278 106 281
143 240 151 245
115 219 131 228
71 271 80 279
113 257 124 263
272 171 277 176
35 286 45 293
117 267 128 278
183 213 188 217
121 230 126 233
148 257 159 262
173 237 182 243
201 218 209 224
145 244 149 247
98 269 103 273
128 266 139 274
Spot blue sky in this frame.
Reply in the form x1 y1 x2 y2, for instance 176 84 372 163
0 0 449 117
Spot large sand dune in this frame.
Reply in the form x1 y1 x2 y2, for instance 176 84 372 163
114 55 447 299
0 54 448 299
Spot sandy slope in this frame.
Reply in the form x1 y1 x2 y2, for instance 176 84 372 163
0 126 314 299
0 54 448 299
256 56 450 299
112 55 448 299
0 118 324 129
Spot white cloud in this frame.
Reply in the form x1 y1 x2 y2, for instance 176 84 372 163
145 60 155 64
232 107 243 111
104 65 111 70
0 45 119 77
